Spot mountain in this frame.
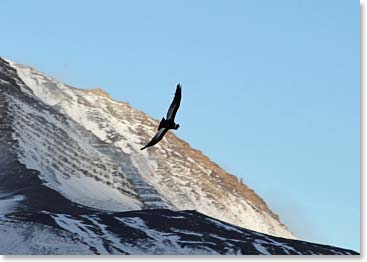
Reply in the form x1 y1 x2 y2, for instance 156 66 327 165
1 209 358 255
0 57 358 255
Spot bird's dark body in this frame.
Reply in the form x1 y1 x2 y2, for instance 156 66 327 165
158 117 179 130
141 84 182 150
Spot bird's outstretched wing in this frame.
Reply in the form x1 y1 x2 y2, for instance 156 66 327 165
141 128 169 150
166 84 182 121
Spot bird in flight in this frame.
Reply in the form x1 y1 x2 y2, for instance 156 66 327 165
141 84 182 150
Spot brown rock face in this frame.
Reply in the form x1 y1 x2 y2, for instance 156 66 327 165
85 88 111 99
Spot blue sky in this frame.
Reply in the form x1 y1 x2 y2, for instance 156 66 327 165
1 0 360 252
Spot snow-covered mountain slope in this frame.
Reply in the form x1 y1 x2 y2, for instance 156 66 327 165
1 209 358 255
0 57 359 255
0 57 294 238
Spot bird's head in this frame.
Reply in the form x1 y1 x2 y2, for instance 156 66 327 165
174 124 180 130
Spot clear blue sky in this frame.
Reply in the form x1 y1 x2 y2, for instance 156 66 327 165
1 0 359 252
